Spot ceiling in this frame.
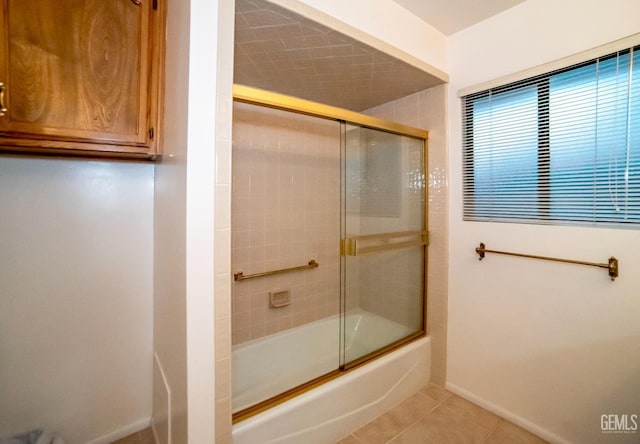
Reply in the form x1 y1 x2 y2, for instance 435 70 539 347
391 0 526 35
233 0 525 111
234 0 444 111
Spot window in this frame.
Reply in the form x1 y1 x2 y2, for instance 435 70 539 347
463 46 640 226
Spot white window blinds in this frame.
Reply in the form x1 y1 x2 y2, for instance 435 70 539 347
462 46 640 226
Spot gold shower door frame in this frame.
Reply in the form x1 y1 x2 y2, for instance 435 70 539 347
233 85 428 139
231 84 429 423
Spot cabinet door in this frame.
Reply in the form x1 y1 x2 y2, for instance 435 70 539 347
0 0 157 156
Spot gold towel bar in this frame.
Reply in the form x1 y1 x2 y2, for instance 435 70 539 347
342 231 428 256
234 259 319 282
475 242 619 281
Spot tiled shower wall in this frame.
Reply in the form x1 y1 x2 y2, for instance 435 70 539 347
364 84 449 385
231 102 341 345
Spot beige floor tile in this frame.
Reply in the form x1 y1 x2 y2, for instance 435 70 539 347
389 405 492 444
444 395 500 430
141 427 155 444
111 428 154 444
335 434 362 444
388 391 440 426
111 436 137 444
420 384 452 403
354 411 407 444
353 392 438 444
485 420 549 444
111 427 155 444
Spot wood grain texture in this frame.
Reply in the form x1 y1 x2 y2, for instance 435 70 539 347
78 0 140 134
0 0 163 158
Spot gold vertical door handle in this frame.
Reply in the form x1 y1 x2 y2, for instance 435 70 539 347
0 82 7 117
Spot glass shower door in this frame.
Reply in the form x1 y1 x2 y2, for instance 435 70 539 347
340 124 426 368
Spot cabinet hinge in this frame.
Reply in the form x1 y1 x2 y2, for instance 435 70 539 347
149 127 155 140
153 0 158 10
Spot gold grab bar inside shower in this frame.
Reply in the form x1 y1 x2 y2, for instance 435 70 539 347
342 231 428 256
234 259 319 282
475 242 619 281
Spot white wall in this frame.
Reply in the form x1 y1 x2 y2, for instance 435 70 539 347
152 0 190 440
153 0 232 442
447 1 640 443
0 157 153 444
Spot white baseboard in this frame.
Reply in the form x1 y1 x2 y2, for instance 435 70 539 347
445 382 569 444
85 417 151 444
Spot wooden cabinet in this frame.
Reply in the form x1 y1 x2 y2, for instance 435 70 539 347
0 0 164 159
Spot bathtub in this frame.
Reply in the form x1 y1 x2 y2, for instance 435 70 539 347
232 310 431 444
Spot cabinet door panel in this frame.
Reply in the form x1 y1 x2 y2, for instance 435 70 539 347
0 0 150 147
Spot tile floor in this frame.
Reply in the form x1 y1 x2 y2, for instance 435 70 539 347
336 384 548 444
114 385 547 444
111 427 154 444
